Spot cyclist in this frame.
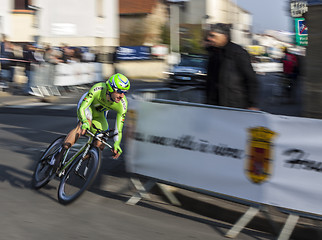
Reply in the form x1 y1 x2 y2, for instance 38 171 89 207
50 73 130 169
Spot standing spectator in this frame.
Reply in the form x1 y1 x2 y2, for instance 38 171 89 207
70 47 82 62
282 47 299 100
0 34 5 55
43 45 52 63
0 39 16 88
205 23 259 110
23 43 38 95
82 48 95 62
59 44 72 63
44 45 63 64
8 42 17 84
33 46 45 64
0 34 6 87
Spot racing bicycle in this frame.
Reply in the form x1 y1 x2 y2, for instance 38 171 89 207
31 125 117 205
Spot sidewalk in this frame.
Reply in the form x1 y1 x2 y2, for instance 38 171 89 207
0 82 87 106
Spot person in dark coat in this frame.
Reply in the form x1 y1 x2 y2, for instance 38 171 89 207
205 23 259 110
23 43 38 94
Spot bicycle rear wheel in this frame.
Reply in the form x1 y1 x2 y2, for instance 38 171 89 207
32 136 65 189
57 147 101 205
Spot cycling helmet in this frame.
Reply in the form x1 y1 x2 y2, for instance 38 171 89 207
106 73 130 93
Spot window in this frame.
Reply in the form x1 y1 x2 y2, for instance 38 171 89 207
96 0 104 18
14 0 31 10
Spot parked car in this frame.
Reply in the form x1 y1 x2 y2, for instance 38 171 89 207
251 56 283 74
164 54 207 88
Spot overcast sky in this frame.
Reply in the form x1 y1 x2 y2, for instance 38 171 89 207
237 0 292 33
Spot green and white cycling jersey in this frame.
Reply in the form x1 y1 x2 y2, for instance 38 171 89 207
77 82 128 151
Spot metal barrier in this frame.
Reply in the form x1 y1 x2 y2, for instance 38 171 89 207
126 97 322 240
130 85 206 104
31 63 60 96
30 62 103 97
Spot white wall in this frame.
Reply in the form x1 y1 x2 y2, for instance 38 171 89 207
182 0 206 24
0 0 12 37
181 0 253 46
231 7 252 46
11 14 35 42
6 0 119 47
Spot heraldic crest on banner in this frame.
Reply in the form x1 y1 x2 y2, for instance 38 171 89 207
246 126 276 184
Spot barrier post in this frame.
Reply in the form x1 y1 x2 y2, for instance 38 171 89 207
277 214 299 240
126 177 154 205
225 206 260 238
156 183 181 206
126 178 182 206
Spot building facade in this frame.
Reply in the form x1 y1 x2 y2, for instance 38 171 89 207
119 0 168 46
181 0 253 46
0 0 119 50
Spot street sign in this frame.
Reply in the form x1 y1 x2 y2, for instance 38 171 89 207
116 46 151 60
307 0 322 5
294 18 308 46
290 1 308 17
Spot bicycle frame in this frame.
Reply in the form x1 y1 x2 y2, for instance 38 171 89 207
57 135 94 177
55 126 114 178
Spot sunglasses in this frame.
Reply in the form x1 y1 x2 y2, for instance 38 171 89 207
114 88 127 94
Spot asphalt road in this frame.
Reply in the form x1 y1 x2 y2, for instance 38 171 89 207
0 77 310 240
0 112 280 240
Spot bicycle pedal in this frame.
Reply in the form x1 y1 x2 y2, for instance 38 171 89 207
57 169 65 178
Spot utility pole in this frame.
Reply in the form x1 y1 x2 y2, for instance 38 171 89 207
168 1 181 53
303 2 322 118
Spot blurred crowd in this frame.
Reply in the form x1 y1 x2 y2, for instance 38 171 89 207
0 34 98 94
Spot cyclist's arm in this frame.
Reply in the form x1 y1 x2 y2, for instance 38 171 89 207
114 112 125 145
113 98 128 154
77 89 96 124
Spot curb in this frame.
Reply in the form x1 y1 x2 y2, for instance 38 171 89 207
171 189 319 239
132 78 164 83
0 96 40 107
41 96 60 103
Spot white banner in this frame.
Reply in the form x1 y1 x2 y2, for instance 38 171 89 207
126 101 269 203
126 100 322 216
265 114 322 215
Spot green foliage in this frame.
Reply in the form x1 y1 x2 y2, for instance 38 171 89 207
120 33 146 46
160 23 207 54
180 24 207 54
122 23 207 55
160 24 170 45
120 22 147 46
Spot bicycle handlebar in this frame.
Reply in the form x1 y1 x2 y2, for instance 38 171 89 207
85 124 118 150
86 130 113 149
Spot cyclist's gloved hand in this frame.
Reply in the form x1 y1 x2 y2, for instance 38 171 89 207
112 142 122 159
81 121 90 135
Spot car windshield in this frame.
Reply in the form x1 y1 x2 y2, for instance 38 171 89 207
178 57 206 68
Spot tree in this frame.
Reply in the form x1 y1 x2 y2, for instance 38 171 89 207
180 24 207 54
160 24 170 45
120 22 147 46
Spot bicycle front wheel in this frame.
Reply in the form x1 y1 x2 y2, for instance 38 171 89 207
57 147 101 205
32 136 65 189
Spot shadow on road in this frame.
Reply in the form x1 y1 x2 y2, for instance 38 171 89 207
0 163 32 188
